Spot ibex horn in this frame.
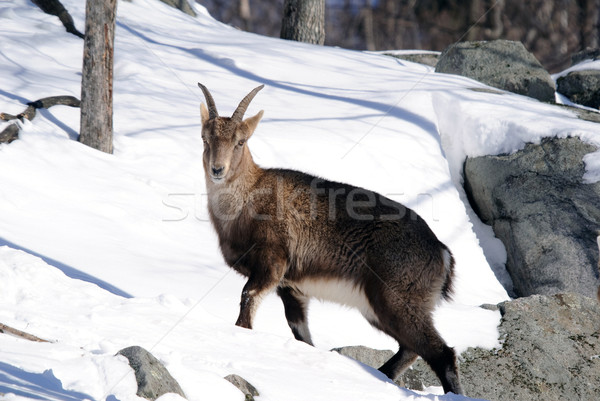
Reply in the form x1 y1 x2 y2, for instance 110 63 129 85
231 85 265 122
197 83 219 120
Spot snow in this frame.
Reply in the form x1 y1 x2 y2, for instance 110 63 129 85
0 0 599 400
552 58 600 80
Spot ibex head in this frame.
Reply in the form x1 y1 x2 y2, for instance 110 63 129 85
198 83 264 184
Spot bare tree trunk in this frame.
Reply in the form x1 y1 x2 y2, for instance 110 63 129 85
484 0 505 39
79 0 116 154
579 0 600 49
466 0 482 40
361 0 375 51
383 0 396 47
280 0 325 45
239 0 253 31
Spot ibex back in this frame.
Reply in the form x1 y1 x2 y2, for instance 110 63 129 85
198 83 463 395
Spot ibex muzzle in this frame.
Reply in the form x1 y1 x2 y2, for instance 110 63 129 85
198 83 463 395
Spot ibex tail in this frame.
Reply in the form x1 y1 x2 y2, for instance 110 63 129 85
441 246 455 301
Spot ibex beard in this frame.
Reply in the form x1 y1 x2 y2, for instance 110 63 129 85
198 83 463 395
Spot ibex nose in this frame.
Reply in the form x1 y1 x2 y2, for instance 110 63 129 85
211 166 225 177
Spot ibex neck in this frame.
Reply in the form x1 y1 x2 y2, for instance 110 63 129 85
231 149 262 188
205 148 262 194
205 150 262 231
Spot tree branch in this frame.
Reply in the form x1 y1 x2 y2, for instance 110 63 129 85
32 0 85 39
0 323 49 343
0 95 80 144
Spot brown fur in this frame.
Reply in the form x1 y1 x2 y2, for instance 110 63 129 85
198 84 463 394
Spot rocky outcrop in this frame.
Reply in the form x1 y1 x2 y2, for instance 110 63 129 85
460 293 600 401
557 70 600 109
464 136 600 298
117 346 186 400
335 293 600 400
436 40 556 102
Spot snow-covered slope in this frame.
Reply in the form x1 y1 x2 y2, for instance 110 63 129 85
0 1 599 400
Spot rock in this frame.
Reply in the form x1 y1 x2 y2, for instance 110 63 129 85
394 359 439 391
464 137 600 298
384 52 440 67
332 345 439 391
337 293 600 400
436 40 556 102
332 345 393 369
571 48 600 66
461 293 600 401
117 346 186 401
557 103 600 124
557 70 600 109
224 374 259 401
159 0 196 17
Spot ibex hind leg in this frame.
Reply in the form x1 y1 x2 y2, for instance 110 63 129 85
277 286 314 346
409 324 463 395
378 347 418 379
374 304 463 394
421 343 462 394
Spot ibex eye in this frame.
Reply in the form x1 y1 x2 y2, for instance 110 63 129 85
237 139 245 147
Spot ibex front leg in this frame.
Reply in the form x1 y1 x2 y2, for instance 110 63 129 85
236 279 271 329
235 257 287 329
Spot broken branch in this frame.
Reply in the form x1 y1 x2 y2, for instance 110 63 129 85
0 323 50 343
0 95 80 144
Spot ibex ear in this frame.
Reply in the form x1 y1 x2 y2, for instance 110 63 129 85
200 103 210 125
241 110 264 138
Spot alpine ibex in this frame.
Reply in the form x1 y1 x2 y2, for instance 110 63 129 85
197 83 463 394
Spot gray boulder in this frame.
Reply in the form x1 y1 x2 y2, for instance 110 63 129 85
159 0 196 17
332 345 393 369
464 137 600 298
117 346 186 400
384 52 440 67
571 48 600 66
436 40 555 102
332 345 439 391
461 293 600 401
336 293 600 401
557 70 600 109
224 374 259 401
